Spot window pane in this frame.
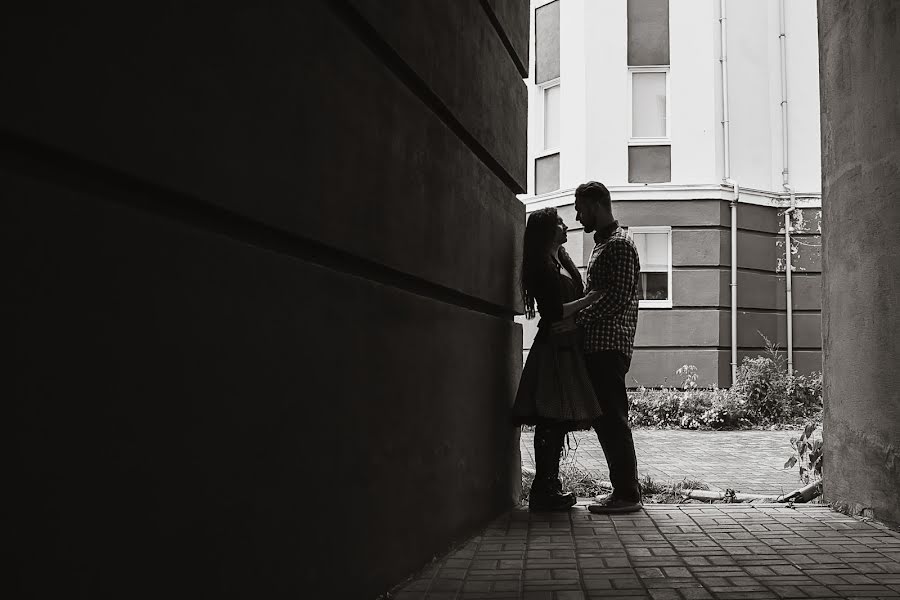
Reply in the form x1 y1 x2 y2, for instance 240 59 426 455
535 1 560 84
543 84 561 150
535 153 560 194
632 232 645 262
633 232 662 271
633 232 668 271
628 145 671 183
628 0 670 66
563 227 583 268
639 272 668 301
632 72 667 137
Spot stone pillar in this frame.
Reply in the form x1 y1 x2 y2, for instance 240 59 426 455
819 0 900 526
3 1 527 596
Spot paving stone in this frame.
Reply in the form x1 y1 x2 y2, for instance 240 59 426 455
492 580 521 592
642 578 702 589
400 579 431 592
391 592 425 600
766 584 807 597
648 590 681 600
637 568 665 578
557 592 587 600
391 504 900 599
462 581 492 592
524 580 581 591
522 592 552 600
436 567 467 579
428 578 462 593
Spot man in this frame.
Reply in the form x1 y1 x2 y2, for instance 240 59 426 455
555 181 642 514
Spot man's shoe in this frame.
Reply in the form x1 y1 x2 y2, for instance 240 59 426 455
529 491 577 512
587 497 643 514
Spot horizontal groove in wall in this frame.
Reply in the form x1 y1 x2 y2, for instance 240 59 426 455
675 266 823 276
670 224 822 236
479 0 528 78
0 130 519 321
644 307 821 314
565 222 821 238
326 0 524 194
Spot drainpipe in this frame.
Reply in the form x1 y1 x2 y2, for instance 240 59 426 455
779 0 794 374
720 0 739 386
779 0 789 187
720 0 732 184
783 185 796 374
726 179 739 386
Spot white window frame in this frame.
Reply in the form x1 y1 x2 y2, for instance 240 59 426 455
627 225 673 309
532 0 561 196
537 78 561 156
627 66 671 146
534 78 561 195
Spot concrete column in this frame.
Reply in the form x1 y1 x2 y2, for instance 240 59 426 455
819 0 900 526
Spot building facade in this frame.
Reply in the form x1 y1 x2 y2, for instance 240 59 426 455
520 0 823 387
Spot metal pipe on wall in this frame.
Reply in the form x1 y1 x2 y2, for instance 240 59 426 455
726 179 739 385
784 186 796 373
779 0 790 187
720 0 739 385
720 0 731 182
779 0 794 373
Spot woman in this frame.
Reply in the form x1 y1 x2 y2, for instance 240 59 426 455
512 207 604 511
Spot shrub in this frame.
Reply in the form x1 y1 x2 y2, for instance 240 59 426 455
628 336 823 429
784 422 824 485
629 366 750 430
731 334 823 425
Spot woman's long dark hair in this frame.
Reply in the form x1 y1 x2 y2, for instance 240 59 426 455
522 207 584 319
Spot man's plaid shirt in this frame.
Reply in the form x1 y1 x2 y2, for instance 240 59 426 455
575 222 640 358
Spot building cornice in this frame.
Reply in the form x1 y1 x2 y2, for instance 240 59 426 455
518 184 822 210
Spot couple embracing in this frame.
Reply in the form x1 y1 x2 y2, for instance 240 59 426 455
513 181 643 514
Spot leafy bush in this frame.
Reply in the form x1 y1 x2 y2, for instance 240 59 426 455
731 335 823 425
784 422 824 485
629 366 750 430
629 336 823 429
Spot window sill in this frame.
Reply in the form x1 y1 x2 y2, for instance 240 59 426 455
639 300 673 309
628 138 671 146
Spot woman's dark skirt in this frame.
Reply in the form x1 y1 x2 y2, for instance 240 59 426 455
511 329 603 431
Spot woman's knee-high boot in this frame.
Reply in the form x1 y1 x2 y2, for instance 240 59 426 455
530 424 575 511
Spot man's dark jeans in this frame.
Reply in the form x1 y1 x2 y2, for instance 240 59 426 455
585 350 641 503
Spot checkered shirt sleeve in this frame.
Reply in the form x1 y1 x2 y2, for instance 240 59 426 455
575 232 641 357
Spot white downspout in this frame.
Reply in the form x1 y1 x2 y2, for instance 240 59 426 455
779 0 794 374
784 186 796 373
779 0 789 187
720 0 738 386
720 0 732 183
726 179 739 386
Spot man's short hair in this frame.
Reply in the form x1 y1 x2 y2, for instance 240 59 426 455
575 181 611 209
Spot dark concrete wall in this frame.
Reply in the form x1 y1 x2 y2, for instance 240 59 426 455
818 0 900 527
527 199 823 386
3 1 527 597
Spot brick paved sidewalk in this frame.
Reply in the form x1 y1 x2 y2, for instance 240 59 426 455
393 503 900 599
521 430 805 495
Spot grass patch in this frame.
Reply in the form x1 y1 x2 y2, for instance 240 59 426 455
522 463 710 504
